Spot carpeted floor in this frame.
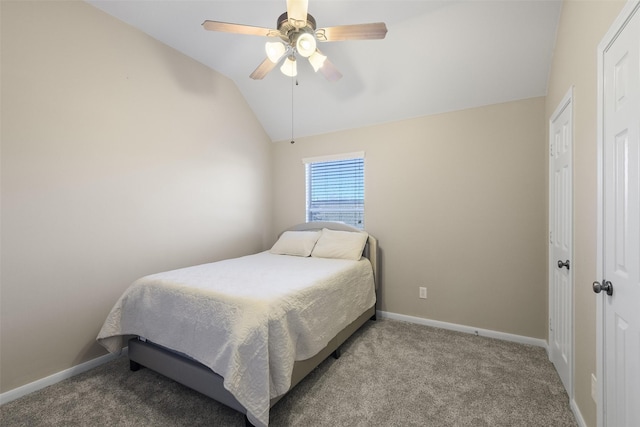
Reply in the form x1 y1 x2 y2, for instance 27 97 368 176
1 318 577 426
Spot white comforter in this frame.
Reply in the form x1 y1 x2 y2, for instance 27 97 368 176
97 251 376 427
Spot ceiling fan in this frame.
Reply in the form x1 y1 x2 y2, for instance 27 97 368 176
202 0 387 82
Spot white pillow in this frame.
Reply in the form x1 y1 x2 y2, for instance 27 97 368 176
270 231 321 257
311 228 369 260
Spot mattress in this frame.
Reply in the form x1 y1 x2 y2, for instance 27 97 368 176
97 251 376 427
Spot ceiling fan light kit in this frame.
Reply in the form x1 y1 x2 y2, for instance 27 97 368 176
294 31 317 57
265 41 287 63
202 0 387 81
308 50 327 72
280 56 297 77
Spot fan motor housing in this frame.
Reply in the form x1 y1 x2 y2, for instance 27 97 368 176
277 12 317 42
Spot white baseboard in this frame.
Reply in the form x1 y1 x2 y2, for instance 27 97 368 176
0 348 127 406
377 310 548 349
570 398 587 427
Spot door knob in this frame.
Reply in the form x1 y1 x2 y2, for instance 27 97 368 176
593 280 613 296
557 260 570 270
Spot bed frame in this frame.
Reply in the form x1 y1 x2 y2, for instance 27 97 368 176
127 222 379 426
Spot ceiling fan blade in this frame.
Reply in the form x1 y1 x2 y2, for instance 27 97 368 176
316 22 388 41
286 0 308 28
250 57 279 80
202 20 279 37
318 56 342 82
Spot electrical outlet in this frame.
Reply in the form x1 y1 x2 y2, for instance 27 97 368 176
419 287 427 299
591 373 597 402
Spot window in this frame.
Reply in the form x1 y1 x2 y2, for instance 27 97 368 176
304 152 365 229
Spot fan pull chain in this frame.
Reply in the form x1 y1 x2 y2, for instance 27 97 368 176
290 75 297 144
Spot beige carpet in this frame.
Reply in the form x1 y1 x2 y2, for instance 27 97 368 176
0 318 577 426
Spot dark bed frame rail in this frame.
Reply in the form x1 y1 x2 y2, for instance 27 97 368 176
128 306 376 424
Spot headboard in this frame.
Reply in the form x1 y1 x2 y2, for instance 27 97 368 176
283 221 379 289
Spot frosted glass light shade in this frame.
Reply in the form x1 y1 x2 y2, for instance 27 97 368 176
296 32 316 58
308 50 327 72
280 56 297 77
265 42 286 63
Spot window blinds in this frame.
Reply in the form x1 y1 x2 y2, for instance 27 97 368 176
305 155 364 229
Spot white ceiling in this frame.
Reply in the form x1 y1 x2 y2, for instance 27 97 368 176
87 0 562 142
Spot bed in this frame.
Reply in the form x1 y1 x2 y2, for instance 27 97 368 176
97 222 378 427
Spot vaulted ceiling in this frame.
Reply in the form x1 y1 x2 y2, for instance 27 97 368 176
87 0 562 141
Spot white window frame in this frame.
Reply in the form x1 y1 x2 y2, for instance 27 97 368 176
302 152 365 229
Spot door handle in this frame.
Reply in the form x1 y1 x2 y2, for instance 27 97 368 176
557 260 570 270
593 280 613 296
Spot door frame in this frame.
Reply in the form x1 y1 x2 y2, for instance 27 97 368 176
548 86 574 400
596 2 640 426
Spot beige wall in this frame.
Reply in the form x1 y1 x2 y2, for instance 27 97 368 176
0 1 272 393
545 1 625 425
273 97 548 339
